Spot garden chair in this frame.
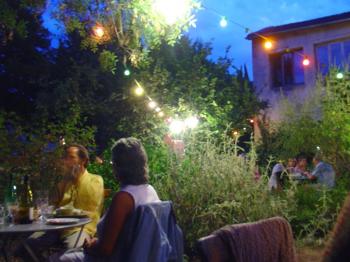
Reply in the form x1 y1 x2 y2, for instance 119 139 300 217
196 216 296 262
107 201 184 262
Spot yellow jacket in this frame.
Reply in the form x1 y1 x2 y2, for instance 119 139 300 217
58 170 104 237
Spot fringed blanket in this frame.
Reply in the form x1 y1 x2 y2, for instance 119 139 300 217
197 216 296 262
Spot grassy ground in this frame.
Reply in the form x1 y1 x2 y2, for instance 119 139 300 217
297 245 324 262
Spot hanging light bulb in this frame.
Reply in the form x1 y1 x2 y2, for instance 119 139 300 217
264 41 273 50
185 116 199 129
134 86 144 96
336 72 344 79
220 17 228 28
153 0 192 25
148 101 157 109
302 57 310 66
124 69 131 76
93 25 105 38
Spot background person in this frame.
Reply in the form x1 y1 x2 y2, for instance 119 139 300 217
305 153 335 188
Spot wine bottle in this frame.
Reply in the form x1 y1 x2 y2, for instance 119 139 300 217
16 175 34 224
4 173 17 204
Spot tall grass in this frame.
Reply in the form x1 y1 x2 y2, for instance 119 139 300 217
150 135 298 254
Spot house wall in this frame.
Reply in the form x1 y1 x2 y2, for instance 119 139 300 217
252 21 350 121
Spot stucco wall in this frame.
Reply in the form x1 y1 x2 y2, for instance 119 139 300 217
251 21 350 121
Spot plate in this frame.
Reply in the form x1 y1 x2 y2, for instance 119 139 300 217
46 218 80 225
54 213 88 218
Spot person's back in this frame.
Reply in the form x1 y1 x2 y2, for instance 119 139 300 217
312 161 335 188
268 163 284 191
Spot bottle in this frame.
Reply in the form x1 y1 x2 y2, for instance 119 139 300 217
4 173 17 223
16 175 34 224
4 173 17 204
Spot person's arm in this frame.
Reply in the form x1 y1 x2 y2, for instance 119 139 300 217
85 191 134 256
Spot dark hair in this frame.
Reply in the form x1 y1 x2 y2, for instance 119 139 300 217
64 144 90 168
111 137 148 185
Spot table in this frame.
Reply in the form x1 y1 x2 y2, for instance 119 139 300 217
0 218 91 262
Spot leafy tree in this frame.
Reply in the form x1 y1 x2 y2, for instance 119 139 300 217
53 0 200 68
0 0 46 45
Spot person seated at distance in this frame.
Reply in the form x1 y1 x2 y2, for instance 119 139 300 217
305 153 335 188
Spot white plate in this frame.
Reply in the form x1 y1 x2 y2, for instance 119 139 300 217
46 218 80 225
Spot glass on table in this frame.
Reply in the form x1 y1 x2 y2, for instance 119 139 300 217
0 204 5 224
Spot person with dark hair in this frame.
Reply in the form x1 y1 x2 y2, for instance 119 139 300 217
50 138 161 261
15 144 104 260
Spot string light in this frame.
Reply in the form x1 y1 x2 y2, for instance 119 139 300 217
185 116 199 128
134 86 144 96
169 120 186 134
152 0 193 25
93 25 105 38
220 17 228 28
336 72 344 79
302 57 310 66
158 111 165 117
233 131 239 136
264 41 273 50
124 69 131 76
148 101 157 109
155 107 161 112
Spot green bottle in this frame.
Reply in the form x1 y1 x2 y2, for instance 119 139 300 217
4 173 17 204
16 175 34 224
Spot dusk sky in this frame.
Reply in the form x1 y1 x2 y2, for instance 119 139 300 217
43 0 350 78
186 0 350 77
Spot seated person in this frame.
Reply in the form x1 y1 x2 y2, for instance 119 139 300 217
305 153 335 188
290 155 309 180
286 157 297 173
268 162 285 191
50 137 161 261
16 144 104 260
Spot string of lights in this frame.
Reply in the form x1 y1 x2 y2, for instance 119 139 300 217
89 0 346 135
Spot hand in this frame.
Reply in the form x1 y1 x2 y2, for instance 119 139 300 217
83 237 98 249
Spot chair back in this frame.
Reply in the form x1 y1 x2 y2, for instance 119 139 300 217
111 201 184 262
196 217 296 262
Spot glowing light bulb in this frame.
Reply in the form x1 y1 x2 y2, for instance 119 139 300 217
134 86 144 96
316 146 321 151
153 0 192 25
93 25 105 38
220 17 228 28
233 131 239 136
302 57 310 66
158 111 165 117
264 41 273 49
169 120 185 134
155 107 161 112
336 72 344 79
124 69 131 76
148 101 157 109
185 116 199 129
249 119 254 124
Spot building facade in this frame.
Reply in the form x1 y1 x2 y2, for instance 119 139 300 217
247 12 350 121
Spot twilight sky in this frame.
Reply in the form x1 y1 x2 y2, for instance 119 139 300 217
43 0 350 78
187 0 350 77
